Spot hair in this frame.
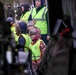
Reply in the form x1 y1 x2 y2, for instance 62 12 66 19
15 23 21 36
21 3 30 14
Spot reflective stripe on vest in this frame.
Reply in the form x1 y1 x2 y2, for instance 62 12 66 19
32 7 47 20
29 39 43 61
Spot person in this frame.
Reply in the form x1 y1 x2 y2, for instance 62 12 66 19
20 3 31 23
28 0 50 45
15 21 32 52
6 4 15 20
6 17 15 35
29 27 46 70
15 22 32 74
27 20 35 33
16 6 22 20
6 17 18 45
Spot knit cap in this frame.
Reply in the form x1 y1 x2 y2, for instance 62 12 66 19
18 22 27 34
27 21 34 27
29 27 41 35
6 17 14 22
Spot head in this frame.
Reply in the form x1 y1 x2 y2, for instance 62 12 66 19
27 20 35 31
29 27 41 41
6 17 14 24
35 0 44 8
7 4 12 9
15 22 27 36
21 4 30 13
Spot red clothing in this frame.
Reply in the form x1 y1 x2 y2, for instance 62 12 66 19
32 41 46 70
29 27 46 69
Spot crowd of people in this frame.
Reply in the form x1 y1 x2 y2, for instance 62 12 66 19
6 0 50 74
3 0 75 75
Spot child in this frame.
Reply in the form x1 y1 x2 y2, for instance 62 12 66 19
27 20 35 33
15 21 32 52
29 27 46 70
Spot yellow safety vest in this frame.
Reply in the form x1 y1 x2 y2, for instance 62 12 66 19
20 11 31 23
31 7 48 34
18 34 32 52
11 25 19 44
29 39 43 61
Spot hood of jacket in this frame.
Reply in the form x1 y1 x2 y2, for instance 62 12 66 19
21 3 30 14
18 22 27 34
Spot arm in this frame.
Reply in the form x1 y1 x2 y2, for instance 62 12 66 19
37 41 46 64
35 41 46 66
46 11 51 40
40 41 46 56
18 35 26 51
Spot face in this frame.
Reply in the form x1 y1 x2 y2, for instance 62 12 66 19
30 34 35 40
21 6 24 12
35 0 41 8
28 26 34 31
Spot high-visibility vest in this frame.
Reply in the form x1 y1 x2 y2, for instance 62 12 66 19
11 26 15 33
14 32 19 44
31 7 48 34
18 34 32 52
11 25 19 44
20 11 31 23
29 39 43 61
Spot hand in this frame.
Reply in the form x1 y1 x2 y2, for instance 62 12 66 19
47 35 50 40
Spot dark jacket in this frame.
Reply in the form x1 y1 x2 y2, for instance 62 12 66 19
17 22 28 51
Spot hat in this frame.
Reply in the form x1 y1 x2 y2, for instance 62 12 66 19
29 27 41 41
27 21 34 27
29 27 41 35
6 17 13 22
18 22 27 34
